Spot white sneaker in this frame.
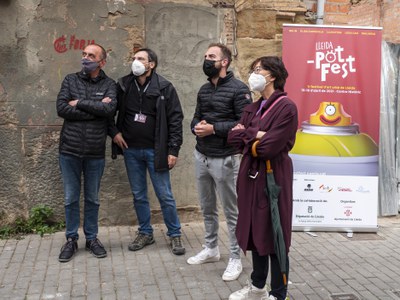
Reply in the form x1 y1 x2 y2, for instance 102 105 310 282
186 245 220 265
261 295 278 300
229 281 267 300
222 258 243 281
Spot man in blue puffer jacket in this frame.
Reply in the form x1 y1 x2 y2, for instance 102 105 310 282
56 43 117 262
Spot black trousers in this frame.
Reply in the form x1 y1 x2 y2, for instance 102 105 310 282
251 251 289 300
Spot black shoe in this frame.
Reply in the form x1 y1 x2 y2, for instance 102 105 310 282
170 236 186 255
128 233 155 251
86 238 107 258
59 237 78 262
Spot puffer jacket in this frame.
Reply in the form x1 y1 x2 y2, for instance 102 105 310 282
56 70 117 158
191 71 252 157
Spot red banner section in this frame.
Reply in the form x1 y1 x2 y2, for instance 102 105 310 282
283 25 381 143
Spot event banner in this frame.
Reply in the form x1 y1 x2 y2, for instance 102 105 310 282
282 24 382 232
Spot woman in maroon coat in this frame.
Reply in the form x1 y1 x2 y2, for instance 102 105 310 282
227 57 298 300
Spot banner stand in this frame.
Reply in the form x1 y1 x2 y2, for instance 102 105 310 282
282 24 382 233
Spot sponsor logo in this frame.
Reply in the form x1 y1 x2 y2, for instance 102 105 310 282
319 184 333 192
337 187 352 192
344 209 352 217
356 186 370 193
304 183 313 191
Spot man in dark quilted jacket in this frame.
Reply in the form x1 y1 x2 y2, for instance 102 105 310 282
187 43 252 281
56 43 117 262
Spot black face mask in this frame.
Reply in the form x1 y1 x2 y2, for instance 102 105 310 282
203 59 220 78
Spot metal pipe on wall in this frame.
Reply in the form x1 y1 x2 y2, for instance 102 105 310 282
316 0 325 24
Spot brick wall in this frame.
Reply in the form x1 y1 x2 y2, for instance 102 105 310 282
381 1 400 43
348 1 380 27
305 0 400 43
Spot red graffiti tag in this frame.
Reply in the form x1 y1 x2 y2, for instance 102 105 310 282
54 35 95 53
54 36 67 53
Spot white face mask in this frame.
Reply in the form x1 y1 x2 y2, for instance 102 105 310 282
248 72 271 92
131 59 146 76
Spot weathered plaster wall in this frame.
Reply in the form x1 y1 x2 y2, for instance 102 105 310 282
0 0 308 226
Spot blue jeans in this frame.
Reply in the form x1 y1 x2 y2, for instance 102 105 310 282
59 153 105 240
123 148 181 237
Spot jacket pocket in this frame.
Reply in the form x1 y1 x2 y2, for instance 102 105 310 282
257 189 269 209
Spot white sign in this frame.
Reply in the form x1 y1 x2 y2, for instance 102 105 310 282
292 174 378 232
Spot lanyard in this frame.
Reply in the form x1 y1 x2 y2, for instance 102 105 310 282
134 79 151 114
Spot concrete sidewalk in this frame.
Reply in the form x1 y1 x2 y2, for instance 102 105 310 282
1 216 400 300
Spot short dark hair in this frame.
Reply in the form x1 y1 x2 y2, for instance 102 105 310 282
135 48 158 69
92 43 107 60
250 56 289 91
208 43 232 68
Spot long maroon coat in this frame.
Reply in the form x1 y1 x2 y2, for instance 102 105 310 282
227 90 298 256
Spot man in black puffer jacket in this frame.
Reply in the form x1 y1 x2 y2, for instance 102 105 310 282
56 44 117 263
187 43 252 282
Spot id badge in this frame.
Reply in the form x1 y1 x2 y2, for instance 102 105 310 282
134 113 147 123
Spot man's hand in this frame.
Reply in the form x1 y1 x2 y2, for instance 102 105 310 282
194 120 214 137
168 155 178 169
113 133 128 149
102 97 112 103
68 99 79 107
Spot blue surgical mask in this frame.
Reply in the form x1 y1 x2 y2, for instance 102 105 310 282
81 58 99 73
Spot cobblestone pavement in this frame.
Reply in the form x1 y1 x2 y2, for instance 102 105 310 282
1 216 400 300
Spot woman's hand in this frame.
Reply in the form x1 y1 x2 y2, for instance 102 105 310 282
232 123 245 131
256 131 266 139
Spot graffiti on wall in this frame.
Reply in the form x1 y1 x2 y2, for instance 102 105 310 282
54 35 95 53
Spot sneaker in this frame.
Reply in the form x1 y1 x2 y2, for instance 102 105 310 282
58 237 78 262
222 258 243 281
85 238 107 258
229 281 267 300
261 296 278 300
128 233 155 251
186 245 220 265
170 236 186 255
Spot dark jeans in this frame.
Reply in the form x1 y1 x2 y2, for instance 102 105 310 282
251 251 289 300
123 148 182 237
59 153 105 240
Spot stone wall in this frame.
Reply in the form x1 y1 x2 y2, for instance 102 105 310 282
7 0 400 226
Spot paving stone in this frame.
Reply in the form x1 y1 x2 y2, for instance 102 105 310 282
0 218 400 299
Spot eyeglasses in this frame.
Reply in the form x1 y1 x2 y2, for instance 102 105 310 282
253 66 263 74
251 66 272 78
